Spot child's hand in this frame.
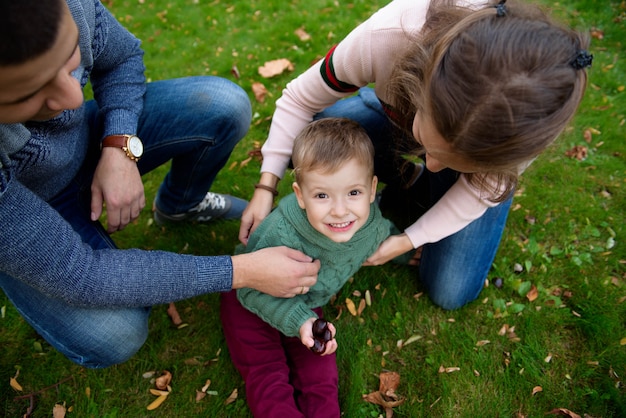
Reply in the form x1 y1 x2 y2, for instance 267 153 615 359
299 318 337 356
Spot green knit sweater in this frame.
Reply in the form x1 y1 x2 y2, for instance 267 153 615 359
236 193 392 337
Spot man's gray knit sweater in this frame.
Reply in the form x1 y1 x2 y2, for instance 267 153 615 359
0 0 232 308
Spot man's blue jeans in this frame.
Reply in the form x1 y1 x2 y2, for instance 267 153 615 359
0 76 251 368
316 87 512 310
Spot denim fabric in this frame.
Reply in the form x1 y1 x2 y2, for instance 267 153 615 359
0 76 251 368
315 87 512 310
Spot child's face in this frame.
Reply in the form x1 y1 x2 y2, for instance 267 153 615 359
292 158 378 243
0 2 83 124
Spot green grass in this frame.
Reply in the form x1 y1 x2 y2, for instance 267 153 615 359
2 0 625 416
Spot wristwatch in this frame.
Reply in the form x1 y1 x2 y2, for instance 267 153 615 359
102 134 144 162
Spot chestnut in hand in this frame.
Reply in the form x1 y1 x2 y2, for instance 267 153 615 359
310 318 332 355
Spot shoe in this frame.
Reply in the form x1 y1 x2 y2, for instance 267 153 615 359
154 192 248 225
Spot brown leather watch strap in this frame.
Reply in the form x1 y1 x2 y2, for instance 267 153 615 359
102 135 129 148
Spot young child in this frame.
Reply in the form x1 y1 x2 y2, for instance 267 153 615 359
220 118 393 417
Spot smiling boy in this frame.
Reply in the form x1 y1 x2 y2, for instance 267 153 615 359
220 118 394 417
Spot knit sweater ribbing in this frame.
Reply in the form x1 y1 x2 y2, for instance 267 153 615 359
237 193 391 337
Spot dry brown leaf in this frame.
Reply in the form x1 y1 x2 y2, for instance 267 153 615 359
231 65 240 80
155 370 172 390
146 395 168 411
224 388 238 405
345 298 357 316
196 390 207 402
476 340 491 347
258 58 294 78
201 379 211 392
546 408 582 418
294 27 311 41
526 284 539 302
251 82 268 103
565 145 588 160
590 27 604 40
53 403 66 418
167 302 183 326
438 365 460 373
532 386 543 396
362 371 406 417
357 298 366 316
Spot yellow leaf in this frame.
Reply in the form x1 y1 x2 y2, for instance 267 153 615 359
10 377 23 391
620 337 626 345
146 395 168 410
224 388 238 405
365 290 372 306
149 389 170 396
345 298 357 316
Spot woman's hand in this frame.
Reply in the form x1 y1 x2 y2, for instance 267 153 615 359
363 233 414 266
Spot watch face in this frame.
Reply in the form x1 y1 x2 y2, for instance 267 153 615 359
128 135 144 157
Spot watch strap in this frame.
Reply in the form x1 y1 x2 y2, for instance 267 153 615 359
102 135 130 149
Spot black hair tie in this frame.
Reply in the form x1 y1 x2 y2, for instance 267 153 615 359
571 50 593 70
495 0 507 17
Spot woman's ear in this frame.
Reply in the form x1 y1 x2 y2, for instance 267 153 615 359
292 182 306 209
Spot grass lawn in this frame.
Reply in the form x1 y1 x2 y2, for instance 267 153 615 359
2 0 625 416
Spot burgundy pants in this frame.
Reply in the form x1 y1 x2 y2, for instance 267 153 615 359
220 290 340 417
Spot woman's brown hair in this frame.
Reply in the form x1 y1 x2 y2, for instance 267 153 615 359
388 0 590 201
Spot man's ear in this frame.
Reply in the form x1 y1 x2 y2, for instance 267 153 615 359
292 182 306 209
369 175 379 203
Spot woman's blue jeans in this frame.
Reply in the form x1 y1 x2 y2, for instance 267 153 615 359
316 87 512 310
0 76 251 368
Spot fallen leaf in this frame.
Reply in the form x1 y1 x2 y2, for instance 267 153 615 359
362 371 406 417
345 298 357 316
294 27 311 41
10 370 22 391
53 403 66 418
476 340 491 347
365 290 372 306
201 379 211 392
155 370 172 390
532 386 543 396
258 58 294 78
231 65 240 80
590 27 604 40
545 354 553 363
526 284 538 302
357 298 366 316
196 390 207 402
167 302 183 326
620 337 626 346
546 408 582 418
251 82 268 103
146 395 168 410
150 389 170 396
224 388 238 405
564 145 587 160
438 365 460 373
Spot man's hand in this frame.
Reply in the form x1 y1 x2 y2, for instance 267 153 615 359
363 233 414 266
231 246 319 297
299 317 337 356
91 147 145 233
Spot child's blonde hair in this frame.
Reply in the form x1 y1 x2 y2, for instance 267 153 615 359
388 0 590 201
292 118 375 183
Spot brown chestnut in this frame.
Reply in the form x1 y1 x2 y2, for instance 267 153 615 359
310 318 332 355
